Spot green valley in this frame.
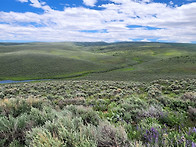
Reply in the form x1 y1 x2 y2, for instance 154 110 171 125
0 42 195 81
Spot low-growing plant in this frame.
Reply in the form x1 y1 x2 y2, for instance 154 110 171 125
159 110 187 128
139 104 163 119
0 113 31 146
120 96 148 122
124 124 142 141
26 107 130 147
188 106 196 121
0 92 4 99
0 98 45 117
93 99 110 111
139 118 162 131
147 84 162 98
66 105 100 126
96 121 130 147
29 106 56 126
181 92 196 102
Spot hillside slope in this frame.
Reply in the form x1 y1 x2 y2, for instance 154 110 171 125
0 42 195 81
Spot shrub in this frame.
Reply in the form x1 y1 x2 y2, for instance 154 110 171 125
105 105 125 123
0 92 4 99
139 105 163 119
96 121 130 147
0 113 31 146
9 140 24 147
26 109 98 147
57 97 85 108
124 124 142 141
155 96 194 111
26 106 130 147
165 129 194 147
29 106 55 126
181 92 196 102
93 99 110 111
104 96 148 123
120 96 147 122
187 106 196 121
159 110 187 128
146 84 162 98
139 118 162 131
0 98 45 117
26 128 63 147
66 105 100 126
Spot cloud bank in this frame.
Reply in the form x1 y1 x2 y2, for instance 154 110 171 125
0 0 196 43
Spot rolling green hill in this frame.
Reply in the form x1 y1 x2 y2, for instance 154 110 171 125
0 42 195 81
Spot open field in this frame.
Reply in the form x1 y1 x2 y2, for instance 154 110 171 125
0 79 195 146
0 42 196 81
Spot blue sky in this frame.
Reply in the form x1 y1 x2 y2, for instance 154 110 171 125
0 0 196 43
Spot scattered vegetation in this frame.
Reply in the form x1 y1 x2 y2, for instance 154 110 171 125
0 79 195 146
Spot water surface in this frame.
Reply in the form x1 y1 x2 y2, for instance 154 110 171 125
0 79 50 84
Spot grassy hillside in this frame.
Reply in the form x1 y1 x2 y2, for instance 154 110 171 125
0 42 195 81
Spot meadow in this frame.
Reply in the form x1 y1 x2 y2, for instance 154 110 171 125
0 42 195 81
0 42 196 146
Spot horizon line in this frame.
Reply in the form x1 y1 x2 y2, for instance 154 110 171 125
0 40 196 44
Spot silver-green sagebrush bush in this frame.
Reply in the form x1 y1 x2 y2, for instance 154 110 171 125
0 79 195 146
0 113 30 146
26 106 130 147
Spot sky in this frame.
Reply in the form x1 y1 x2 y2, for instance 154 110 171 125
0 0 196 43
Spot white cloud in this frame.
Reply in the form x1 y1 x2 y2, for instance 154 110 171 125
16 0 52 11
169 1 174 5
17 0 28 3
1 0 196 43
142 0 151 3
141 38 150 42
83 0 97 6
29 0 42 8
28 0 52 11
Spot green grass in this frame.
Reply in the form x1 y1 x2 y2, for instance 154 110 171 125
0 42 195 81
